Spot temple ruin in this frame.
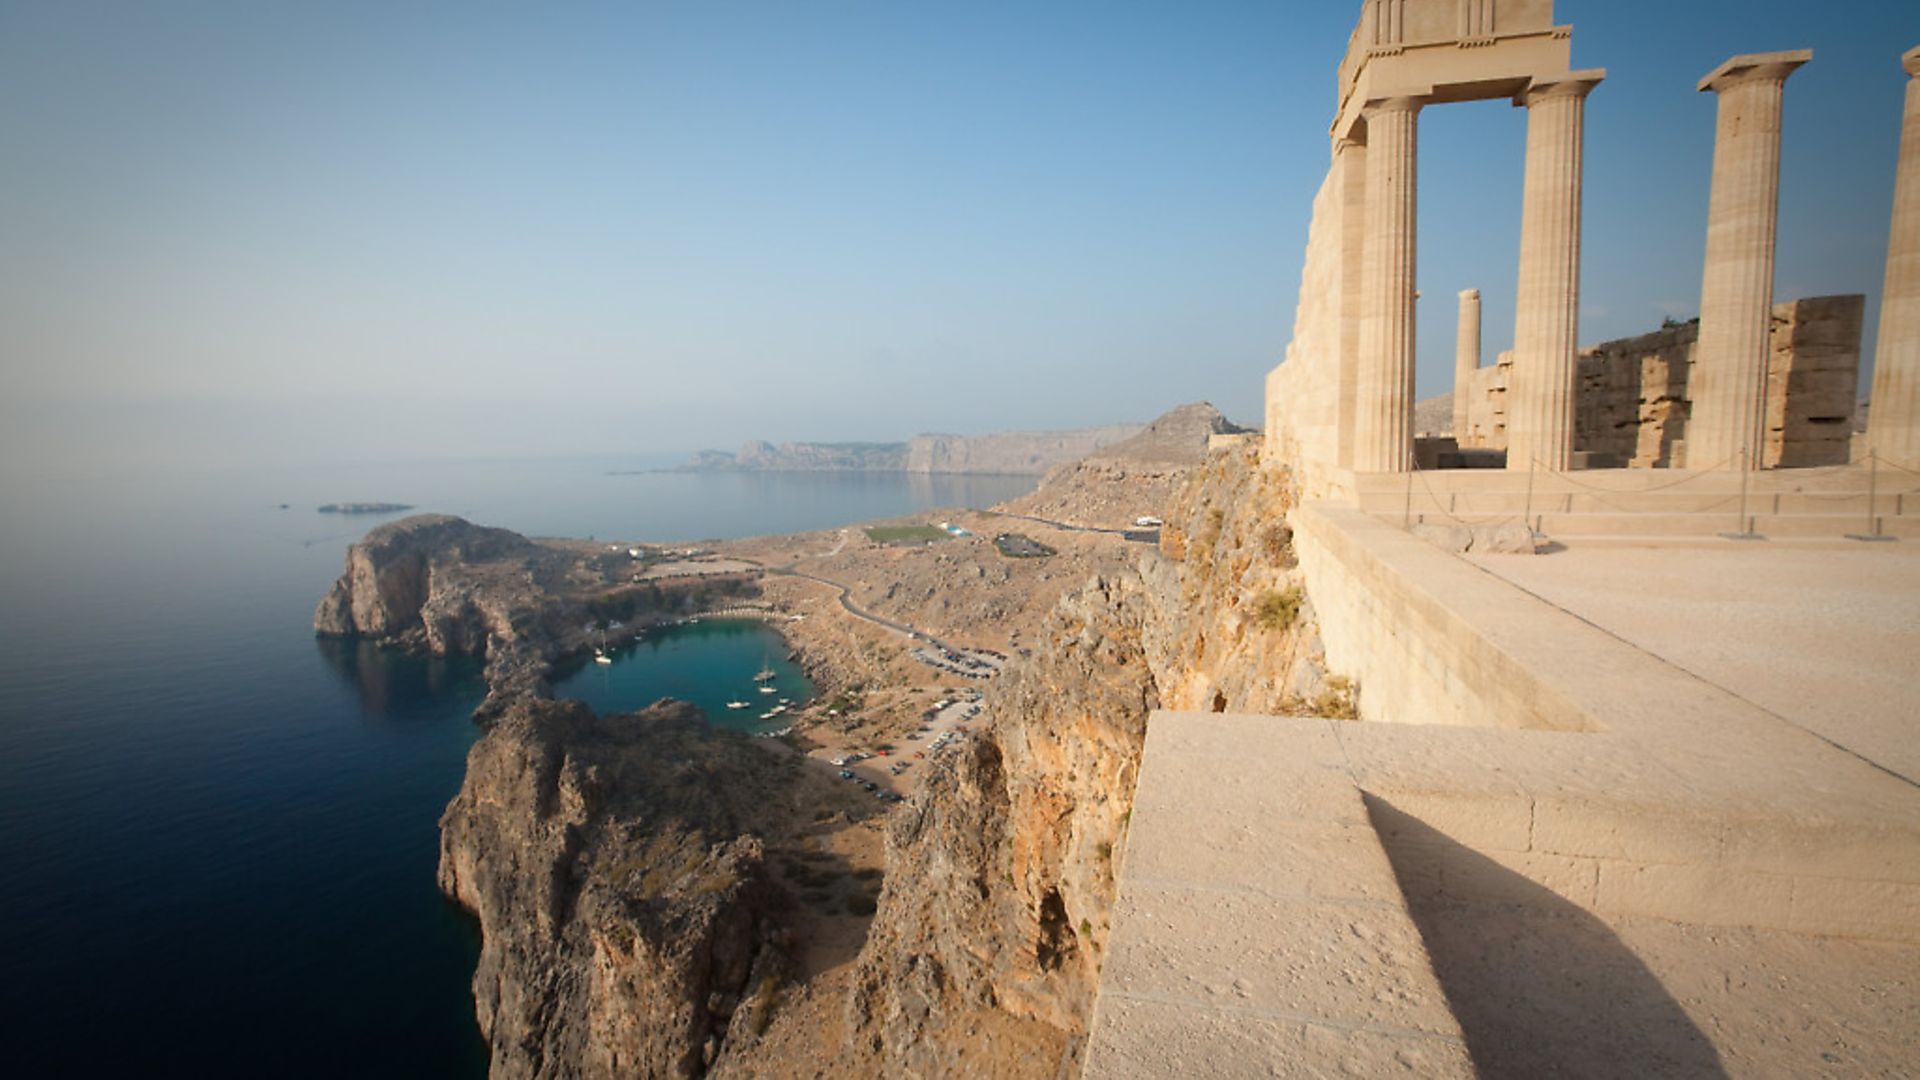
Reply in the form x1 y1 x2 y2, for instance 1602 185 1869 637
1266 3 1920 496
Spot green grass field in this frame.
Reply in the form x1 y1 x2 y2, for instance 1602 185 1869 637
864 525 953 545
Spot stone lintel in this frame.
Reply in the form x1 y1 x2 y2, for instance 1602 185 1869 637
1697 49 1812 94
1333 26 1576 141
1513 67 1606 107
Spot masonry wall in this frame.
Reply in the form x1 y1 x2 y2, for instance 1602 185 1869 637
1264 152 1351 497
1461 295 1862 467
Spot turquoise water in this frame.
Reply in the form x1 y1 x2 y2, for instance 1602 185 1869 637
552 619 815 732
0 459 1033 1077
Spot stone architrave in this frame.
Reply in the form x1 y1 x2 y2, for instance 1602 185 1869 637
1869 46 1920 467
1354 98 1421 474
1689 51 1811 471
1454 288 1481 444
1506 72 1603 472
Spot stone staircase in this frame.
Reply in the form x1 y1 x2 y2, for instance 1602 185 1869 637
1353 463 1920 542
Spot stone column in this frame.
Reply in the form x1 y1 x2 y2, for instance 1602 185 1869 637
1869 46 1920 466
1507 72 1603 472
1690 51 1811 470
1354 97 1421 473
1454 289 1481 445
1336 137 1368 469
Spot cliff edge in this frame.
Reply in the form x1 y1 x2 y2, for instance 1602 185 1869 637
439 698 794 1079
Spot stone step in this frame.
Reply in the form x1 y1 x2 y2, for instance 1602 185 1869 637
1083 713 1475 1078
1358 488 1917 517
1522 511 1920 539
1353 465 1916 499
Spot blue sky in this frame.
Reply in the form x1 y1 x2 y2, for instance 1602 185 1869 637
2 1 1915 469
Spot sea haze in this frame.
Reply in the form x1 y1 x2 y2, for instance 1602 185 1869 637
0 457 1035 1077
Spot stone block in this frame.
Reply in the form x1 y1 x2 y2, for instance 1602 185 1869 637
1789 876 1920 943
1145 712 1344 767
1083 995 1473 1080
1102 883 1461 1037
1367 791 1534 854
1121 813 1403 905
1531 798 1725 864
1719 820 1920 883
1594 862 1794 929
1437 850 1600 908
1128 746 1368 828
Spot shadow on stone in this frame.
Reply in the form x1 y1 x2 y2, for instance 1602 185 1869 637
1364 795 1728 1080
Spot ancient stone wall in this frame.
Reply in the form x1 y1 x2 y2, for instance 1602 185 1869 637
1462 295 1861 468
1264 154 1352 497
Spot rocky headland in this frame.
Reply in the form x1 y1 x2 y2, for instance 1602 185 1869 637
313 514 759 717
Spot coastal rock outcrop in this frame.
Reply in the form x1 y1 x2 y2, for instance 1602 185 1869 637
439 698 794 1079
313 514 533 648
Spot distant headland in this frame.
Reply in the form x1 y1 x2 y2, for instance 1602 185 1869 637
649 423 1148 477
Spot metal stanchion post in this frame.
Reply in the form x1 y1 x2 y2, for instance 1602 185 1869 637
1847 449 1897 542
1523 458 1536 537
1719 447 1764 540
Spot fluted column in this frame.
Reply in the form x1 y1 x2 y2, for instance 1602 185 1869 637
1507 73 1603 472
1454 288 1481 445
1354 97 1421 473
1335 137 1369 469
1690 51 1811 470
1869 46 1920 466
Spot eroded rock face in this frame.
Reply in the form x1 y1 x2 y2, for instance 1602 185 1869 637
313 514 532 649
439 698 793 1079
833 442 1326 1074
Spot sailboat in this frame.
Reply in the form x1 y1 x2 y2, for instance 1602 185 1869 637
752 654 777 682
593 629 613 665
726 701 752 710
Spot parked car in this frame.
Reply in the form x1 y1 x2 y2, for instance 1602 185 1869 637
838 769 854 780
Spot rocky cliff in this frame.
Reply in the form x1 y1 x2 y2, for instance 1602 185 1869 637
808 438 1333 1073
439 698 795 1079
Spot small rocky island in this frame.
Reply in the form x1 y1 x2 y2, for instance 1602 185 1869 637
318 502 414 514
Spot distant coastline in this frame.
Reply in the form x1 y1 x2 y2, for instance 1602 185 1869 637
643 423 1147 478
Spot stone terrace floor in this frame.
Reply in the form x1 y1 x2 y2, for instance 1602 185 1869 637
1466 541 1920 784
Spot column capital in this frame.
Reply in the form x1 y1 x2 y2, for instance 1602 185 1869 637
1698 50 1812 94
1362 95 1425 116
1903 45 1920 79
1335 134 1367 156
1516 69 1606 108
1459 287 1480 300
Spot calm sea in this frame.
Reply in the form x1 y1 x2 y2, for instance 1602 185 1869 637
0 457 1034 1077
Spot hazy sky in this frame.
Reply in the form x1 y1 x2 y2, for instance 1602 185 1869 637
3 1 1916 470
